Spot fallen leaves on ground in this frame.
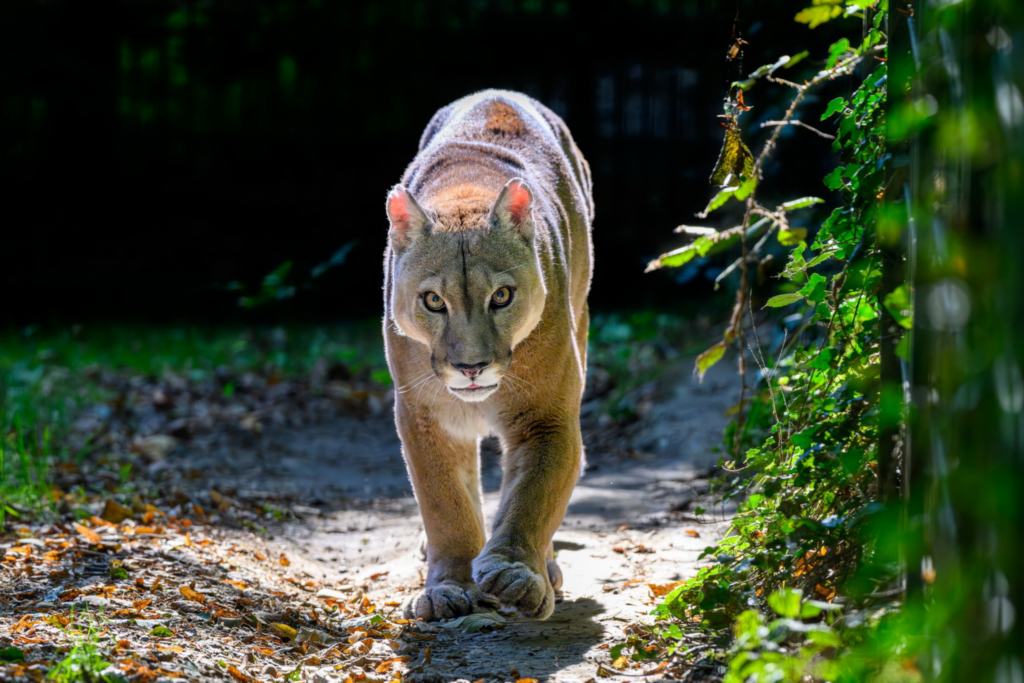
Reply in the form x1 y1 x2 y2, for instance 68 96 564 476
0 510 422 683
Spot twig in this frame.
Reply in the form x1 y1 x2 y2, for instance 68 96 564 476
752 45 885 177
759 119 836 140
596 664 669 678
676 643 716 659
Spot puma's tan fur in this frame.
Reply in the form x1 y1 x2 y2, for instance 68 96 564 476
383 90 593 620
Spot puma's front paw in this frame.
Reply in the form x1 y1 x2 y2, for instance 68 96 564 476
472 553 555 619
402 581 496 621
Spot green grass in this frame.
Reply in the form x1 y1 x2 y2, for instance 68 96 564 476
0 322 389 529
46 611 116 683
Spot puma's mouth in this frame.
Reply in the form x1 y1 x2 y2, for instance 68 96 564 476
447 382 499 402
451 383 497 392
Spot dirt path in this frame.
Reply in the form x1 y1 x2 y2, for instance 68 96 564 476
172 358 738 682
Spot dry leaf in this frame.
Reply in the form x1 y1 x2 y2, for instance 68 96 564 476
684 529 700 538
46 614 71 629
270 623 298 640
90 515 116 528
12 616 41 633
132 434 179 461
440 612 505 633
647 581 686 598
75 524 102 544
279 554 290 567
814 584 836 600
709 125 754 186
179 585 207 604
226 664 259 683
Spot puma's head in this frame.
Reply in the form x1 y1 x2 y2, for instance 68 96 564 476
386 178 546 402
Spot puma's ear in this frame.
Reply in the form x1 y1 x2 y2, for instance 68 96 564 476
489 178 534 239
386 186 429 250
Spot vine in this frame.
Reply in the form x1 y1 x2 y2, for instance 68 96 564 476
620 3 911 681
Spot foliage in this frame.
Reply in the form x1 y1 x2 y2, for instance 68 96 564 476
629 2 912 680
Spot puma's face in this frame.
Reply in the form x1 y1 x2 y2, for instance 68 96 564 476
387 180 546 402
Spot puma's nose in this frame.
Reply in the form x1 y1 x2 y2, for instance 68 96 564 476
452 361 490 379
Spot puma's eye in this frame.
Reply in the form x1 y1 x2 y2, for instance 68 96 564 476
491 287 514 308
423 292 446 312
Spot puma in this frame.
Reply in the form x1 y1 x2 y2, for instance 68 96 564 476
382 90 594 620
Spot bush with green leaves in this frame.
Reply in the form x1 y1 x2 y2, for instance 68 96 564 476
631 2 909 680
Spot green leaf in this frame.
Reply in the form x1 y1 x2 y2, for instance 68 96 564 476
801 273 828 304
807 348 834 370
827 38 850 68
695 342 728 381
701 187 740 217
767 588 803 618
823 167 845 190
861 27 883 50
735 177 758 201
883 284 913 329
149 626 175 637
783 50 809 69
645 240 706 272
895 333 911 360
780 197 825 211
698 177 757 218
0 648 25 663
646 218 770 271
801 600 843 619
821 97 847 121
806 249 840 269
807 628 843 647
765 292 805 308
791 427 817 451
777 227 808 246
794 1 843 28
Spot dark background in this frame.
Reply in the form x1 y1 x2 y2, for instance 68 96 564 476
1 0 850 324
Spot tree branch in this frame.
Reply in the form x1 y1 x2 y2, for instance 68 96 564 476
760 119 836 140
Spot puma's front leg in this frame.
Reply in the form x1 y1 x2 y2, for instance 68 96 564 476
396 402 493 620
472 416 582 619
